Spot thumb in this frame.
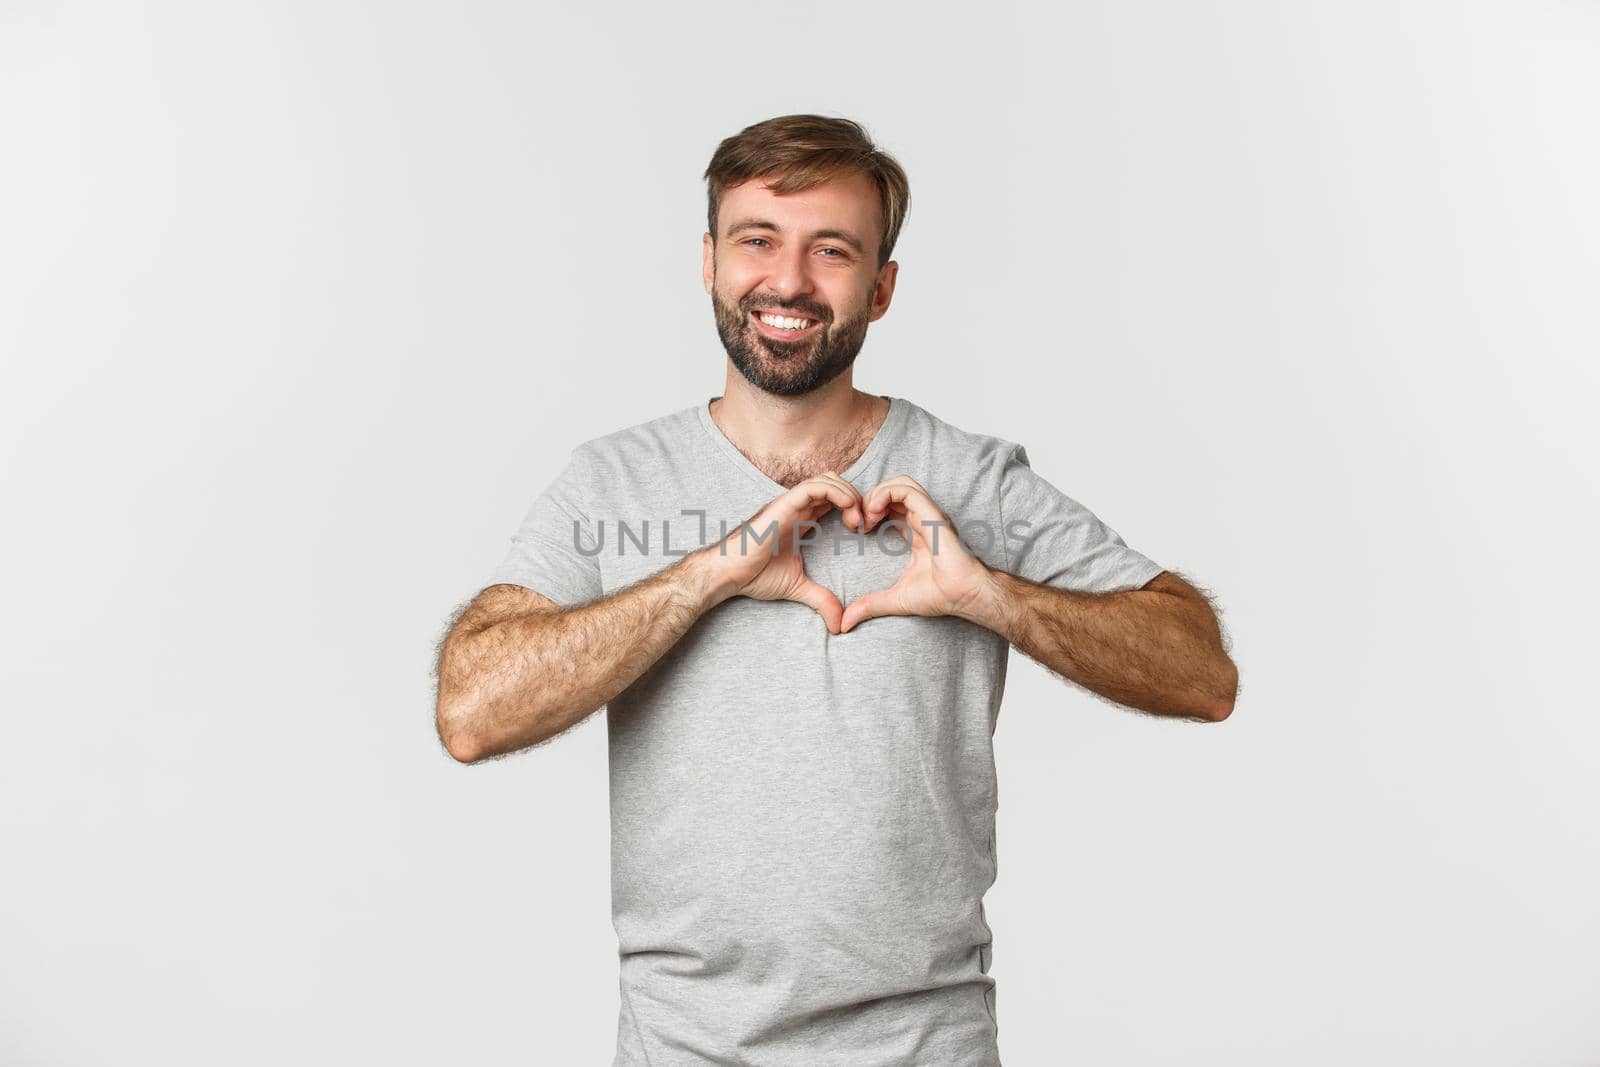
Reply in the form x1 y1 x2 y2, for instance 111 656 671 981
840 587 901 634
787 577 844 635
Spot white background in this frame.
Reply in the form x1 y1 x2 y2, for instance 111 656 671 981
3 2 1597 1064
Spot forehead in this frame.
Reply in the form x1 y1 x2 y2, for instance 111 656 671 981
717 170 882 241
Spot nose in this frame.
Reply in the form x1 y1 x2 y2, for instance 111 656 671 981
764 241 817 306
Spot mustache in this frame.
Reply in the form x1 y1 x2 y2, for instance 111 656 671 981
743 300 831 322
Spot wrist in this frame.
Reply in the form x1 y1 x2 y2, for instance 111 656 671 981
951 564 1013 632
683 543 741 610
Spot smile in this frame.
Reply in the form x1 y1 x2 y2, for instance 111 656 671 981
750 309 822 339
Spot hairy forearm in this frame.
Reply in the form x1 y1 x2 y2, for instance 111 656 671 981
437 547 732 761
958 569 1237 722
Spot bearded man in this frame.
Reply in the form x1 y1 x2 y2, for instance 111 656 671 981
435 113 1238 1066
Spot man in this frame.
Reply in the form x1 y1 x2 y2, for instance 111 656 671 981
435 114 1238 1065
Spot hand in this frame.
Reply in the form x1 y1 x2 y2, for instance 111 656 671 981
711 471 865 634
839 475 996 634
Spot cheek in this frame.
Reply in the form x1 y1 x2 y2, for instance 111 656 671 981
720 279 761 313
712 283 749 317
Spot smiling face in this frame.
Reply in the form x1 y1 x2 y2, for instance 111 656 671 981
703 170 898 397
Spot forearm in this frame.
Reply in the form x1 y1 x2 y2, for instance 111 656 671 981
438 546 734 760
958 569 1237 722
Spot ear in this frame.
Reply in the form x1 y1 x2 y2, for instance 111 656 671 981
702 233 715 295
868 260 898 323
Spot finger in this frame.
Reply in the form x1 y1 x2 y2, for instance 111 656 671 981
840 586 902 633
877 480 937 522
860 475 916 521
785 473 863 523
783 471 863 534
813 470 866 530
862 479 940 534
788 577 844 634
797 496 834 539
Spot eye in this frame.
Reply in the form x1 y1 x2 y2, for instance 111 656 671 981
818 247 845 258
741 238 770 248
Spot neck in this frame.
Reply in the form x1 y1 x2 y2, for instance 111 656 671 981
710 368 885 462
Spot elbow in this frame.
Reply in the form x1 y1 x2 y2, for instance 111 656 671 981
1200 658 1239 722
442 728 483 765
436 691 487 764
439 719 483 764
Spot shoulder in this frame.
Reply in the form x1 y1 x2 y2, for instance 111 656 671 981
892 396 1027 474
565 400 704 472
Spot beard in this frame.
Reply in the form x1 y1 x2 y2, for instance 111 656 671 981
711 282 873 398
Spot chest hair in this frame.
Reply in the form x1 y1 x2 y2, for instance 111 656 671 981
751 421 879 490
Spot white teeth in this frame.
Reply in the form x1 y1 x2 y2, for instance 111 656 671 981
757 312 812 331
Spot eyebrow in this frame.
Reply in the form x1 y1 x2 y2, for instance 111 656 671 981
724 217 866 256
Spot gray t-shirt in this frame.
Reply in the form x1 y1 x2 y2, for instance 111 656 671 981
489 394 1164 1066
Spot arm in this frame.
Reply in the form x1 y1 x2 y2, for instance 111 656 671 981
958 568 1238 723
434 548 730 763
435 472 866 763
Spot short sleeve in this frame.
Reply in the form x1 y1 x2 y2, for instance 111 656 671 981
487 447 604 607
998 444 1165 594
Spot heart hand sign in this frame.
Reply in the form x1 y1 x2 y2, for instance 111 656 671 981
836 474 996 634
